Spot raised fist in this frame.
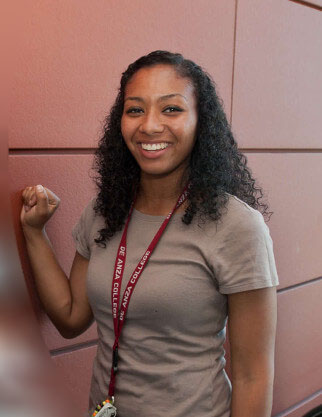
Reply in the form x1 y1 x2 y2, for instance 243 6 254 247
21 185 60 231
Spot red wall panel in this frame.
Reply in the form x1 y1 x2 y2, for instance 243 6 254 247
273 281 322 415
232 0 322 149
245 152 322 289
9 0 235 149
52 345 97 413
9 154 97 350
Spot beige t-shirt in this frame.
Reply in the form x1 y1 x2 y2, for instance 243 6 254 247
72 194 279 417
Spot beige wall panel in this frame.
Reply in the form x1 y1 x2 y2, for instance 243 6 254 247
52 345 97 414
9 153 97 350
273 281 322 414
232 0 322 148
9 0 235 149
246 152 322 288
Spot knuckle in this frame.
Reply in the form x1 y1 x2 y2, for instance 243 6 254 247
38 192 47 200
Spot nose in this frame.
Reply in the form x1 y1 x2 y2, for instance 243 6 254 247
139 109 164 135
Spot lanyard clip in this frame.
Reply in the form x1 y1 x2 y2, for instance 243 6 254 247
112 346 118 373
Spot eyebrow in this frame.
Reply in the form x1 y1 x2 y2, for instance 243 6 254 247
124 93 188 103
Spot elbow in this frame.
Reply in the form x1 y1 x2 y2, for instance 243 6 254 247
45 304 94 339
49 311 94 339
52 320 89 339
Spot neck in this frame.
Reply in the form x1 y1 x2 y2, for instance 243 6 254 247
135 170 188 216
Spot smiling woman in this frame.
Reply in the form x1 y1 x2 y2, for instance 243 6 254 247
21 50 279 417
121 65 198 189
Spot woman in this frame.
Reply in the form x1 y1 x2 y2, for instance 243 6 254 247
21 51 279 417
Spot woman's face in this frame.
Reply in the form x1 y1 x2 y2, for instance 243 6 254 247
121 64 198 179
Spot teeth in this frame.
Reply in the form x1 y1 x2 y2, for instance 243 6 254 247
141 142 169 151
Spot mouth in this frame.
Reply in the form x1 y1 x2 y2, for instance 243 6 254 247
136 141 171 159
139 142 170 151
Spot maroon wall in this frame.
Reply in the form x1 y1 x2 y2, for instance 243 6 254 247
9 0 322 415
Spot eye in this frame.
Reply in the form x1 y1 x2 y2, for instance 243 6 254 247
125 107 144 115
163 106 183 113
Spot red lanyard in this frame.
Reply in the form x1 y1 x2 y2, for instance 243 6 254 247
108 186 189 398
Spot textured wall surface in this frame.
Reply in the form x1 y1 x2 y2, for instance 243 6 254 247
9 0 322 415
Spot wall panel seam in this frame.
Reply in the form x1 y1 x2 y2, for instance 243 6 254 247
230 0 238 126
8 148 322 155
288 0 322 11
50 339 98 357
9 148 96 155
242 148 322 153
277 276 322 294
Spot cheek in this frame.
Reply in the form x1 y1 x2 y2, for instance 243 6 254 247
172 116 196 137
121 116 140 137
120 120 134 146
182 118 198 143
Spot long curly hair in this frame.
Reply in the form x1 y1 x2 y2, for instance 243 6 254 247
93 50 271 246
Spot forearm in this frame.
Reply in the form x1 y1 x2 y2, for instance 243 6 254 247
230 376 273 417
23 227 73 331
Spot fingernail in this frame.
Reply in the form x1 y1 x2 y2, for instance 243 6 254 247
36 185 44 192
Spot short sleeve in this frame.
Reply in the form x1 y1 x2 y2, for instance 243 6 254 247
212 197 279 294
71 198 96 259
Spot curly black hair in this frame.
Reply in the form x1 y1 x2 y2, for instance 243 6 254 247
93 50 271 246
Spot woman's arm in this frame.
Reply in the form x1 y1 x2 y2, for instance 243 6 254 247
21 185 93 338
228 287 277 417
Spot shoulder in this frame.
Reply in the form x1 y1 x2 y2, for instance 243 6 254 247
224 193 263 220
83 196 97 213
209 194 279 293
78 197 102 222
216 193 269 237
72 197 105 258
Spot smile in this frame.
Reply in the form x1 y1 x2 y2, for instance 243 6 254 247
140 142 169 151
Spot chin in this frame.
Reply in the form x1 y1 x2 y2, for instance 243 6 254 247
139 156 190 177
140 167 170 177
139 164 186 181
